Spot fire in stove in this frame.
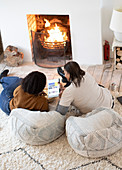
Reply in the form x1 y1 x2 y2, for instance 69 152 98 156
42 18 68 49
40 18 69 51
27 14 72 68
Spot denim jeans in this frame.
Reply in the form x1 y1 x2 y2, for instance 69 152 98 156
0 77 22 115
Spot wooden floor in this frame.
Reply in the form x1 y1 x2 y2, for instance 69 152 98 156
87 64 122 93
0 61 122 95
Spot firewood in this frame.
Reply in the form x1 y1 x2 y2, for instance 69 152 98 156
3 45 23 67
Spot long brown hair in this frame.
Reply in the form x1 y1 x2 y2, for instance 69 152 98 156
64 61 85 87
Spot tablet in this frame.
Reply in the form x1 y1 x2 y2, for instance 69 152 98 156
47 79 60 98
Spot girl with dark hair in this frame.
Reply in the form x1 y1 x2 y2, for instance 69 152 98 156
0 70 48 115
56 61 114 115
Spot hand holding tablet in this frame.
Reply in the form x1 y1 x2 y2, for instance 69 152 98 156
47 79 60 98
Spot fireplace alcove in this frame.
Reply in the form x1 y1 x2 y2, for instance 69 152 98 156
27 14 72 68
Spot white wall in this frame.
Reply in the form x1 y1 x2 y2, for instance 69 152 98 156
0 0 102 65
101 0 122 49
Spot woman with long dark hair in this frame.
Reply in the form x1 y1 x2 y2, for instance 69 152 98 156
0 70 48 115
56 61 114 115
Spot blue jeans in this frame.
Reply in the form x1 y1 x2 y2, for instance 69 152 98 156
0 77 22 115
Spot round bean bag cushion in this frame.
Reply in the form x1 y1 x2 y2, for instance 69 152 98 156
9 108 65 145
66 107 122 158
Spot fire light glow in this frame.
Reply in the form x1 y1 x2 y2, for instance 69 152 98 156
44 19 68 44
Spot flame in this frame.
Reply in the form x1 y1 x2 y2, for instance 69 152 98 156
43 19 68 45
44 19 50 27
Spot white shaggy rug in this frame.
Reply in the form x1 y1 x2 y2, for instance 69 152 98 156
0 92 122 170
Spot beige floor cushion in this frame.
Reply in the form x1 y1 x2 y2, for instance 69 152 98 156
9 108 65 145
66 107 122 158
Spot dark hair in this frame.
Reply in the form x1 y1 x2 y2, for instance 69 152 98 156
21 71 46 95
64 61 85 87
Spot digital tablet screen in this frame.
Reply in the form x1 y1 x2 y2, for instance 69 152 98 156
48 79 60 98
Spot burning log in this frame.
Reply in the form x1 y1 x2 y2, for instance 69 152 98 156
4 45 24 67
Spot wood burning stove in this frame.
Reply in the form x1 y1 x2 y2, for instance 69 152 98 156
27 15 72 68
